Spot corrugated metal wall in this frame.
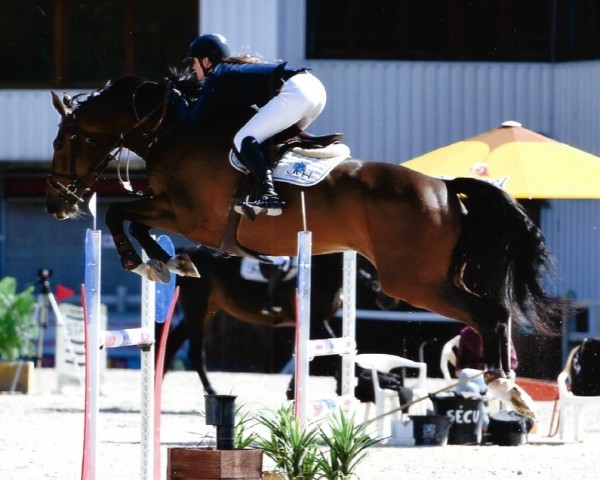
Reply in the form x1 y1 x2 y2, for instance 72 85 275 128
542 200 600 301
306 60 556 162
3 61 599 164
554 61 600 155
0 89 69 162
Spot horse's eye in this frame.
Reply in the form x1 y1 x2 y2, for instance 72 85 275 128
53 140 63 151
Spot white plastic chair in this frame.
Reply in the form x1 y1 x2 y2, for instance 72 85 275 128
355 353 429 437
557 345 600 441
439 335 460 384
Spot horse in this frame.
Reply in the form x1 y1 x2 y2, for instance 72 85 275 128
159 249 345 395
46 72 561 418
160 248 394 397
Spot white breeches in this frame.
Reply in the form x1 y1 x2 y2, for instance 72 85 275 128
233 72 327 151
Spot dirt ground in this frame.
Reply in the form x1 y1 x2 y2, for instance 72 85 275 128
1 368 599 480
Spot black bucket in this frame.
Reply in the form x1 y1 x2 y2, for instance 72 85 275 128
488 411 531 446
204 395 236 450
409 415 453 446
431 393 483 445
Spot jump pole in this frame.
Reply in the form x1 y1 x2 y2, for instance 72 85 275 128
294 192 311 422
294 193 357 424
82 229 176 480
83 228 102 480
340 250 357 396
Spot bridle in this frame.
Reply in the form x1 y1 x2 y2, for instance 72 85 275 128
47 81 171 205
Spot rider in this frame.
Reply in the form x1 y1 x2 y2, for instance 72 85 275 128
169 33 327 216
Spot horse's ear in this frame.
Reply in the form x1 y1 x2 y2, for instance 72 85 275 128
63 93 73 109
51 91 71 119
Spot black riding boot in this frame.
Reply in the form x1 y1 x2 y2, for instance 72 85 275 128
234 136 283 216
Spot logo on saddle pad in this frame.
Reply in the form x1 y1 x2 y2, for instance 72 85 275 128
240 257 297 283
229 144 351 187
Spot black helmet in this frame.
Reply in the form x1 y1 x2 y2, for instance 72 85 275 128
187 34 230 64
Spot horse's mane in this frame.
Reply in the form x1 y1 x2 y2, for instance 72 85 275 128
69 76 148 112
72 67 199 110
68 66 252 143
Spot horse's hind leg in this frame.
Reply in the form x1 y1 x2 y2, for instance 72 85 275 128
129 222 199 279
415 283 536 418
462 295 536 418
479 315 536 419
184 304 216 394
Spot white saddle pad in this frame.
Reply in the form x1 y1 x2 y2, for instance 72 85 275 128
229 143 351 187
240 256 298 283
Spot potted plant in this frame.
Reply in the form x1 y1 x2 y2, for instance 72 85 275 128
316 410 381 480
257 405 382 480
0 276 36 392
256 405 320 480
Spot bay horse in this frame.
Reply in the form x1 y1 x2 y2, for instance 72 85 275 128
159 249 345 395
161 248 393 396
46 73 560 418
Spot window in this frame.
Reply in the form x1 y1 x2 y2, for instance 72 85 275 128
306 0 600 62
0 0 197 88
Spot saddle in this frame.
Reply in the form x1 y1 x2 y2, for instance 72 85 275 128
234 129 344 218
264 127 344 169
219 129 344 260
276 131 344 154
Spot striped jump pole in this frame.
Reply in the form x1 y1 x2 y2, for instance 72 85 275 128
82 229 102 480
340 251 357 397
82 229 177 480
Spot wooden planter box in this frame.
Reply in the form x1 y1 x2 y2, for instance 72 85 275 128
167 447 263 480
0 361 34 393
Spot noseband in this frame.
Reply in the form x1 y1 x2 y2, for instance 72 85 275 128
47 81 171 205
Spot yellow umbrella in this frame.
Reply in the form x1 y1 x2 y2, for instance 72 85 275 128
402 121 600 199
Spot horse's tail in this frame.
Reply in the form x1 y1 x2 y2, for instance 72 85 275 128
445 177 560 334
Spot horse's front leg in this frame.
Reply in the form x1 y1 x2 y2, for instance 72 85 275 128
105 202 167 281
129 222 200 279
480 313 536 419
106 204 144 273
105 198 197 283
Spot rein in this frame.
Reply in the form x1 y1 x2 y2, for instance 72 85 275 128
47 81 172 204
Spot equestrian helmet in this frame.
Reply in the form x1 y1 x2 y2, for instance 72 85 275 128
188 34 230 63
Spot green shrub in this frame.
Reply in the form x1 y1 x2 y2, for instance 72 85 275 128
0 277 36 361
256 405 382 479
256 405 320 480
317 410 381 479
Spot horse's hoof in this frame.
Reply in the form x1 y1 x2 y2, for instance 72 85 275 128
167 253 200 278
146 259 171 283
487 377 537 420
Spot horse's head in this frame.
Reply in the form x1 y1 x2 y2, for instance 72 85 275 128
46 77 169 219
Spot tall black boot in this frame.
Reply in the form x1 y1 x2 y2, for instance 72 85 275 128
234 136 283 216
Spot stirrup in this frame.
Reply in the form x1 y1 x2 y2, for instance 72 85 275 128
237 196 283 217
